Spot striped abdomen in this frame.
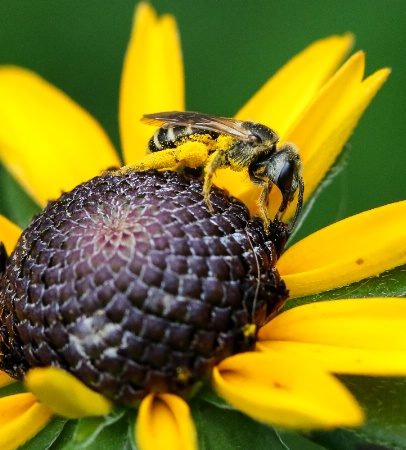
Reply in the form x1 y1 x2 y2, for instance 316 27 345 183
148 126 219 152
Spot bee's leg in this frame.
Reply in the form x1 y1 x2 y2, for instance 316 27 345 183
203 150 226 212
174 142 209 168
257 183 272 229
106 143 209 177
106 148 179 176
248 169 272 230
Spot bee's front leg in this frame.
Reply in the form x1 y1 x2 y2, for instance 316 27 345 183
257 183 272 230
203 150 226 212
248 168 272 230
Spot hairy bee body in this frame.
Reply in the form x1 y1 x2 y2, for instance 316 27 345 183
113 111 304 233
148 119 280 171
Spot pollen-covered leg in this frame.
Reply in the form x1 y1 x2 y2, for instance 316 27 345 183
175 141 209 168
203 150 226 212
109 142 209 176
248 168 272 230
257 183 272 230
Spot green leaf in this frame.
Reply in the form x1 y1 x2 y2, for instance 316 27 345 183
0 163 40 229
19 410 137 450
0 378 26 397
58 411 133 450
125 409 138 450
20 417 69 450
307 428 370 450
278 430 329 450
198 385 234 409
191 398 289 450
61 408 126 449
286 264 406 310
338 376 406 449
41 419 77 450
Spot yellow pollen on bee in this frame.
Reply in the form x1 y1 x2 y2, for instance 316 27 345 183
110 141 210 175
177 132 217 152
174 141 209 167
216 134 234 151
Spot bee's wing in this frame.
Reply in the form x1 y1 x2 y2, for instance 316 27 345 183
141 111 254 142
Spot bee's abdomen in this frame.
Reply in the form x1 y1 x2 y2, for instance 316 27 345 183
148 126 219 152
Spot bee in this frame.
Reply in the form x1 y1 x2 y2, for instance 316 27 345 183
114 111 304 233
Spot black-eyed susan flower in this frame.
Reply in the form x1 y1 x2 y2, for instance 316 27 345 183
0 3 405 450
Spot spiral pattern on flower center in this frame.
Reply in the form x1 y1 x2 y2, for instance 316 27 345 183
0 170 288 405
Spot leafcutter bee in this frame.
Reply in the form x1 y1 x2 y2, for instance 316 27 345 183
115 111 304 233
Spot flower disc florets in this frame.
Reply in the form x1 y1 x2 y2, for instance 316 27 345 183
0 170 288 405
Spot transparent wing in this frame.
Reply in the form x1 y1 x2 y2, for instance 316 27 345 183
141 111 254 142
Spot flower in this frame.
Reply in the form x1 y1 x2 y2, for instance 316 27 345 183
0 2 405 450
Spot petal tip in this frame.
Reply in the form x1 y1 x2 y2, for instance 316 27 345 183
25 367 112 419
135 1 156 18
341 32 355 49
351 50 366 64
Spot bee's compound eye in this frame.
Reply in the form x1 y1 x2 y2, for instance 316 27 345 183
277 161 294 192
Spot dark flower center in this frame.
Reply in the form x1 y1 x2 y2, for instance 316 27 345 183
0 170 288 405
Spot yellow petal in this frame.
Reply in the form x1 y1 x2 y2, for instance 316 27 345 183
0 393 52 450
0 371 16 388
216 34 354 210
25 367 112 419
277 53 390 220
120 3 185 164
277 201 406 298
258 297 406 375
0 66 119 207
136 393 197 450
236 34 354 136
0 215 22 254
212 352 364 430
217 51 389 220
259 341 406 376
259 297 406 349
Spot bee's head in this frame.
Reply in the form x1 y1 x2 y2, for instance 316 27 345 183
274 145 302 211
251 142 304 232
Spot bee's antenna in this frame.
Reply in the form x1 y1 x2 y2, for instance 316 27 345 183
287 177 304 234
245 228 261 323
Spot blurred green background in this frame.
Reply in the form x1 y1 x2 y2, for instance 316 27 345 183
0 0 404 240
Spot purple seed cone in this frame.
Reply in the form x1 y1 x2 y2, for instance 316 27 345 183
0 170 288 405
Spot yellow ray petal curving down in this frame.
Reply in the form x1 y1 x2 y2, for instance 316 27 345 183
212 352 364 430
0 67 119 207
0 393 52 450
25 367 112 419
258 298 406 375
136 393 197 450
277 201 406 298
